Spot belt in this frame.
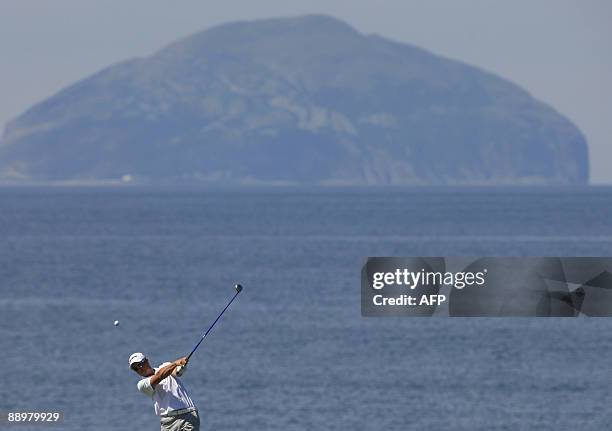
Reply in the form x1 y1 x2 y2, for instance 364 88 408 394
162 407 197 417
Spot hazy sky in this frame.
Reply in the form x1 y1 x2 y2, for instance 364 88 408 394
1 0 610 182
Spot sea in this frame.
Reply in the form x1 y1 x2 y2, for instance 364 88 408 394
1 186 611 430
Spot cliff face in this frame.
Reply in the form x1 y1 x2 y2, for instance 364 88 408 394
0 15 589 184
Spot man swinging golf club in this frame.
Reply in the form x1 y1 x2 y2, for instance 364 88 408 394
129 352 200 431
129 284 243 430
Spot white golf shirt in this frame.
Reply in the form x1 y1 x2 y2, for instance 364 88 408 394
137 362 196 416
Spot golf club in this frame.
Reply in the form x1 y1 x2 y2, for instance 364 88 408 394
186 283 243 361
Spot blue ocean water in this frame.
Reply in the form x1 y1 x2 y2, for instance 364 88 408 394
1 187 611 430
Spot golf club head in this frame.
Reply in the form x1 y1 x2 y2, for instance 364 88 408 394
234 283 243 293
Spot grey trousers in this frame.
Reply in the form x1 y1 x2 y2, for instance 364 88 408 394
160 411 200 431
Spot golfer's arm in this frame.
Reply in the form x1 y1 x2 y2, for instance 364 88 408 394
150 362 178 388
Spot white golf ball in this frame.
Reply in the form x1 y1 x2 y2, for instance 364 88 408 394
114 320 120 326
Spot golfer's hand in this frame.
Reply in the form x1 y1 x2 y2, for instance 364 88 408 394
175 356 189 367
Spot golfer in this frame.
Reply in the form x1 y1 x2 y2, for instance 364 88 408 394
129 352 200 431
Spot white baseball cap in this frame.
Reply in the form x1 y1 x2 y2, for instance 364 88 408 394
129 352 146 368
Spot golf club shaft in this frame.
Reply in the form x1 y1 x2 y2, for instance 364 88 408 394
186 289 241 361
